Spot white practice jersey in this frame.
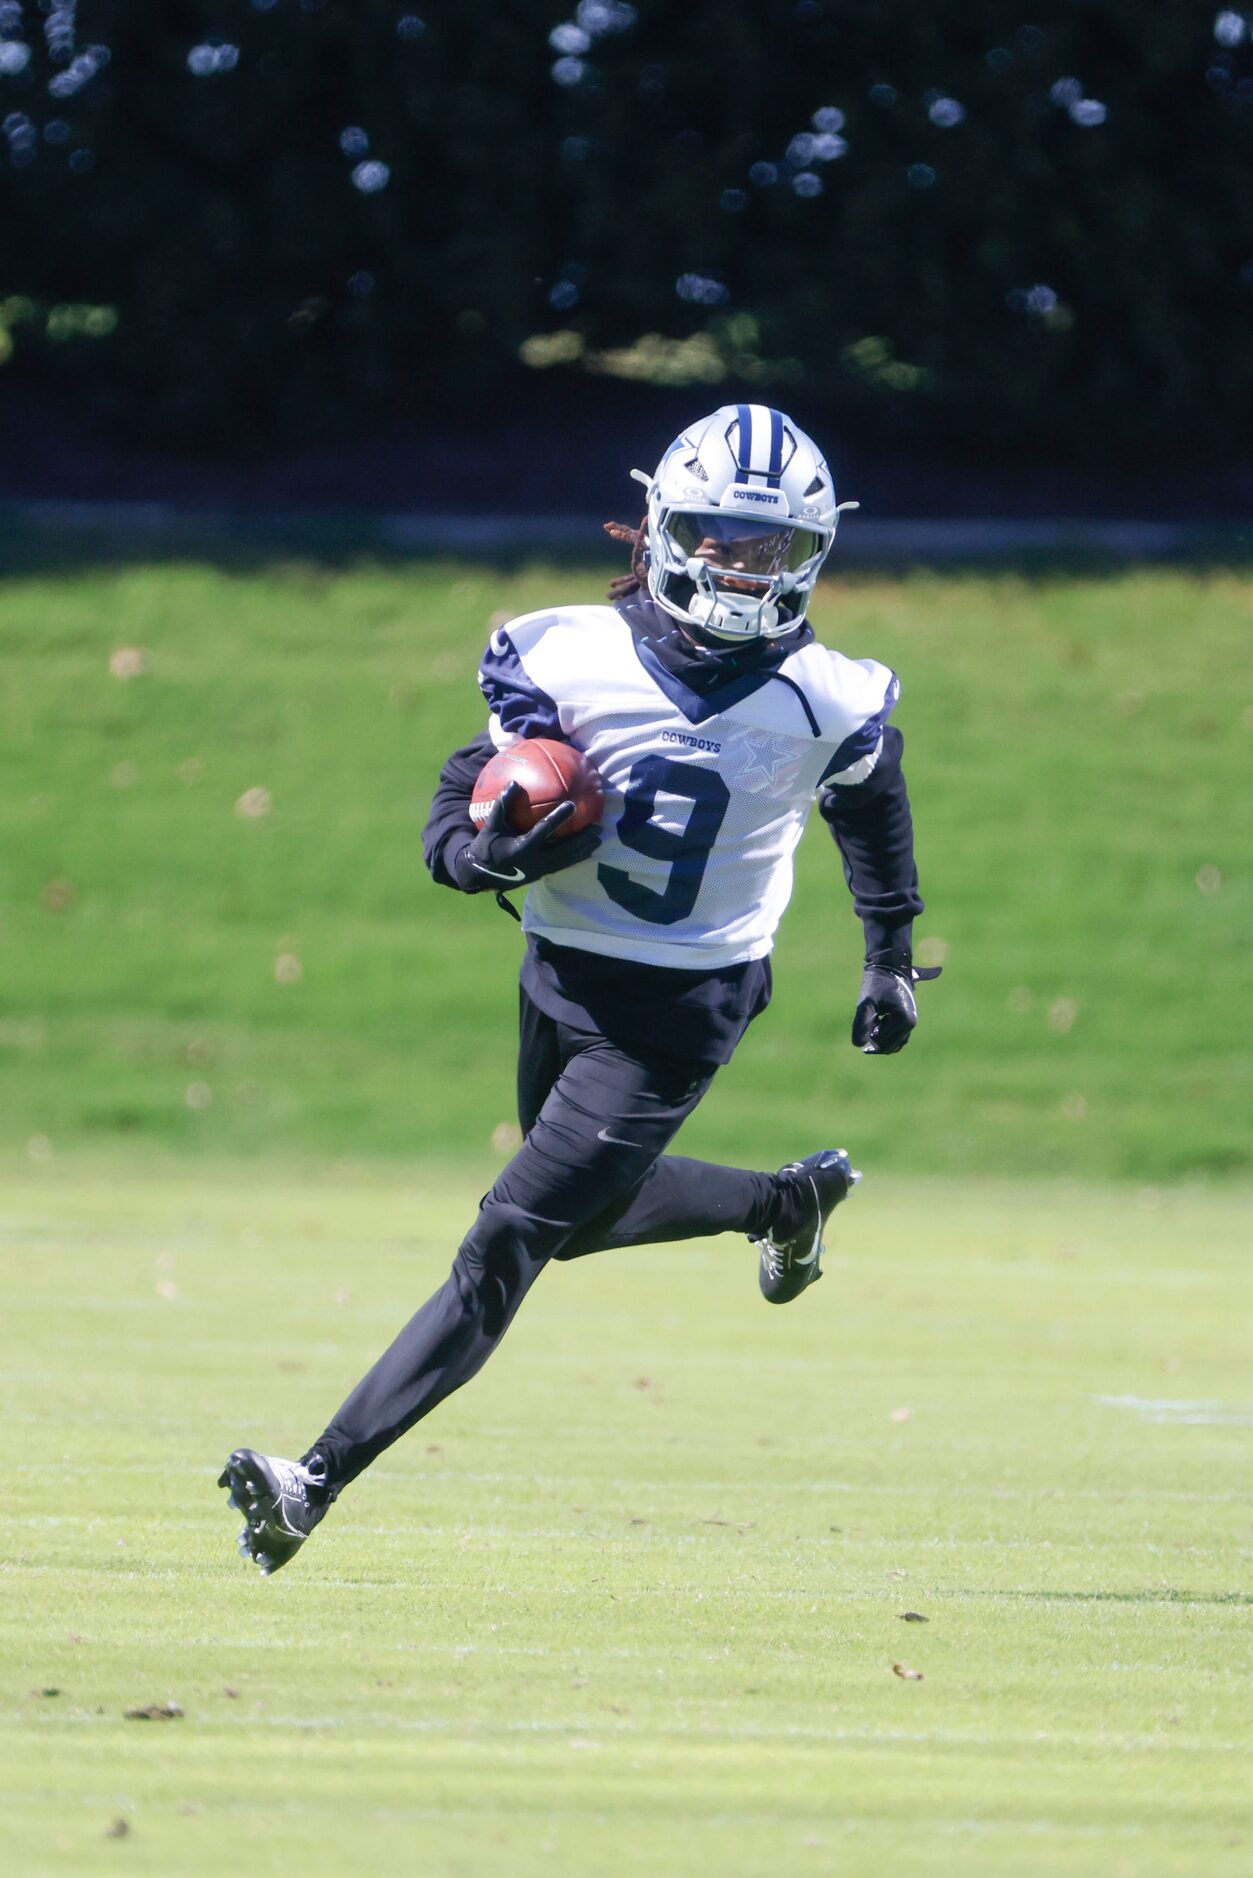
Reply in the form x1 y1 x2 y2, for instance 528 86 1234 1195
479 606 898 970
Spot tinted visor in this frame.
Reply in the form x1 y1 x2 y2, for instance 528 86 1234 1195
668 511 823 578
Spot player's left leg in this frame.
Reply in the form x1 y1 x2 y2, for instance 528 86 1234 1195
553 1145 859 1306
513 991 781 1254
519 990 861 1295
512 991 858 1285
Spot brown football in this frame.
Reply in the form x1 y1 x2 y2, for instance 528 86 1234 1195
470 738 605 840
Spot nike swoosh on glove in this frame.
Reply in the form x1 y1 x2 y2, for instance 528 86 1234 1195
852 951 943 1056
453 781 601 892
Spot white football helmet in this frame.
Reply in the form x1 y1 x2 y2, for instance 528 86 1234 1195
631 403 856 645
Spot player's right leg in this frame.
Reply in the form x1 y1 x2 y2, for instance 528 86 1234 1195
221 1010 717 1571
302 1028 718 1488
218 1449 329 1577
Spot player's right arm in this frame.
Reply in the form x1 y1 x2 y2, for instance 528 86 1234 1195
421 729 597 897
425 611 602 898
421 731 496 889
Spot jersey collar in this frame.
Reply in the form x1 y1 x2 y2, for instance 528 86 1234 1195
615 595 813 726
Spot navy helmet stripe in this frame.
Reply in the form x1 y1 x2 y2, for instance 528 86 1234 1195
766 407 784 487
734 403 753 483
732 402 795 487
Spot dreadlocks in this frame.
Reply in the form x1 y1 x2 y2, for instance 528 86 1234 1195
603 517 648 602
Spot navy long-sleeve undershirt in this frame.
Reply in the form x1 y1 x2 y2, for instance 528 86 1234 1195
818 724 923 960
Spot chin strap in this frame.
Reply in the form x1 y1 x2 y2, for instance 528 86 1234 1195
683 562 783 641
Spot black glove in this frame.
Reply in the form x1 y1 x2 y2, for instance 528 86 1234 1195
852 949 942 1056
452 782 600 893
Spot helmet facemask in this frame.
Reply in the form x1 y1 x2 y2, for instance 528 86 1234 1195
649 503 834 646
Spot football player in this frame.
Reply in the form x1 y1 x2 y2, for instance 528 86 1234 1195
220 404 939 1573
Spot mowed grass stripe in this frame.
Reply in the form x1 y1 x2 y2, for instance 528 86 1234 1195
1 1163 1250 1874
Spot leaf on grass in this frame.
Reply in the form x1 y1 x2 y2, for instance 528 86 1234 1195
42 877 76 912
105 1819 130 1839
234 786 272 821
124 1702 184 1721
892 1661 924 1680
109 646 146 680
898 1611 929 1623
36 1687 61 1698
222 1687 239 1699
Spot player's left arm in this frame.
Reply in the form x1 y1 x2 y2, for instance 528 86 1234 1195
818 724 940 1055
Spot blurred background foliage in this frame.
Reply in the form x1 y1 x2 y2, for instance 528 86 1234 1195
2 0 1251 480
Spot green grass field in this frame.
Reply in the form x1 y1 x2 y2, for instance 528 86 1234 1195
0 559 1247 1175
1 557 1249 1870
2 1159 1249 1876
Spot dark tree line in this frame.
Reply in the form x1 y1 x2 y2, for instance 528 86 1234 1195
1 1 1250 465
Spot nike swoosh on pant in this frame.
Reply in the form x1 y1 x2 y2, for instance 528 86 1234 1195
596 1127 638 1147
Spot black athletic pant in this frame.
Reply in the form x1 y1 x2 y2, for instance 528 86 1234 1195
310 990 785 1491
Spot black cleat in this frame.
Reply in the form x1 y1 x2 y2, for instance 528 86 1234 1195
218 1448 329 1576
753 1149 861 1305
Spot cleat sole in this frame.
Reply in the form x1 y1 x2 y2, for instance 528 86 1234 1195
218 1446 323 1577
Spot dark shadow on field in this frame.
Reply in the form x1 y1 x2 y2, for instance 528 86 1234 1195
2 509 1252 584
954 1589 1252 1607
